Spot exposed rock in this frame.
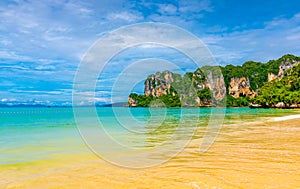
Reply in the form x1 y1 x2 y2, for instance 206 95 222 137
251 102 300 109
268 73 278 82
290 104 298 108
275 102 285 108
144 71 173 97
196 96 201 105
228 77 256 98
267 58 299 82
206 72 226 101
249 103 263 108
128 96 136 107
278 59 299 78
142 69 226 107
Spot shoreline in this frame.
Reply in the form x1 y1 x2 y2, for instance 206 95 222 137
272 114 300 121
1 108 300 188
2 117 300 188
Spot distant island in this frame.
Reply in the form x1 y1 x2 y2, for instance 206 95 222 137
128 54 300 108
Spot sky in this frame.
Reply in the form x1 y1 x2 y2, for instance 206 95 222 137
0 0 300 105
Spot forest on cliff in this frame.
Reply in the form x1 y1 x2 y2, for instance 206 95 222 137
128 54 300 108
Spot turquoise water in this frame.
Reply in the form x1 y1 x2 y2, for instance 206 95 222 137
0 107 297 165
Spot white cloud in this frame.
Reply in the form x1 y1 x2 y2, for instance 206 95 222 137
178 0 213 13
0 0 96 63
107 11 142 22
35 65 56 71
43 27 73 41
1 98 16 102
0 39 12 46
203 12 300 64
0 65 29 70
158 4 177 15
1 98 7 102
87 97 109 102
206 25 228 33
0 50 33 62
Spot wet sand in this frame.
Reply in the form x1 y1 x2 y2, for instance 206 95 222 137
1 118 300 189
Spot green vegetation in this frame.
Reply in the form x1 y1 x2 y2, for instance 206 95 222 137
220 54 300 91
129 93 181 107
253 63 300 106
221 61 268 91
226 95 251 107
197 88 212 105
266 54 300 75
129 54 300 108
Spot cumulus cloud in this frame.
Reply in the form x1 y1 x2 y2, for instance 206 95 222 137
107 11 143 22
203 12 300 64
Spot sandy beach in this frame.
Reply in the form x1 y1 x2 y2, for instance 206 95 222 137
1 114 300 189
1 0 300 188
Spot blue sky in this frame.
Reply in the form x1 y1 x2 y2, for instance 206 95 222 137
0 0 300 105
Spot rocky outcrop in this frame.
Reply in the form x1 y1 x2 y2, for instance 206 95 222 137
206 72 226 101
274 102 285 108
144 71 174 97
142 69 226 106
278 59 299 78
268 58 299 82
250 102 300 109
128 96 136 107
228 77 256 98
271 102 300 109
249 103 263 108
268 73 278 82
129 54 300 108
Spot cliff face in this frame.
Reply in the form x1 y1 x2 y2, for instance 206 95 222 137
206 72 226 101
228 77 256 98
128 96 137 107
278 59 299 78
144 71 174 97
252 62 300 108
268 73 278 82
268 57 299 82
128 54 300 108
142 69 226 106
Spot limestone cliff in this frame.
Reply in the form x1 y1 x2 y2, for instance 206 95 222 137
206 72 226 101
268 73 278 82
278 59 299 78
128 96 136 107
144 71 174 97
268 57 299 82
128 54 300 107
228 77 256 98
142 69 226 106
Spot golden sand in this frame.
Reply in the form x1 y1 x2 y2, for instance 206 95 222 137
1 118 300 189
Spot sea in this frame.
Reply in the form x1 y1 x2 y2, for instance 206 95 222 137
1 107 300 188
0 107 297 167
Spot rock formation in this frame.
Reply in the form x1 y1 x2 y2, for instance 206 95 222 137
268 73 277 82
278 59 299 78
206 72 226 101
142 69 226 106
144 71 174 97
228 77 256 98
268 57 299 82
129 54 300 108
128 96 136 107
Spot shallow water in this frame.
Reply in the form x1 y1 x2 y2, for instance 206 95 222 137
0 107 299 188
